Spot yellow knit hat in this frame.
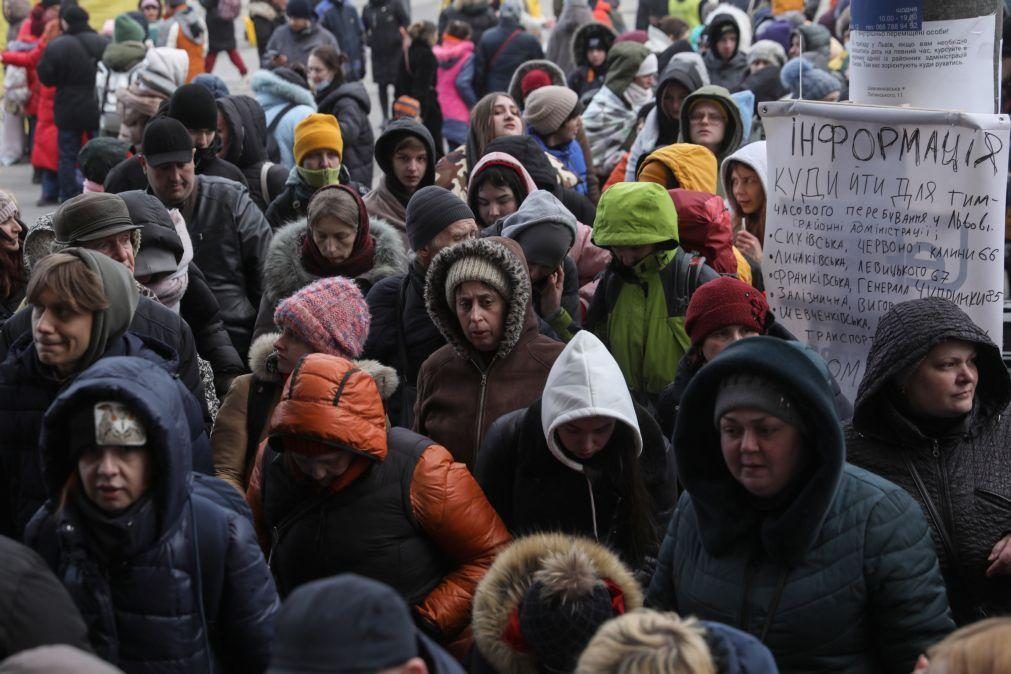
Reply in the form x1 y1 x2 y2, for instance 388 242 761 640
293 113 343 166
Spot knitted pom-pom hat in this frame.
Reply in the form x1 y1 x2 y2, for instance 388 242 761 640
273 276 370 358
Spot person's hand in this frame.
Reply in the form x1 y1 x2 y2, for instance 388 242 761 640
540 266 564 318
271 52 288 66
986 533 1011 576
912 654 929 674
399 25 411 50
734 229 763 260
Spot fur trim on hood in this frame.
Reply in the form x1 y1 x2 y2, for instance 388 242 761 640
472 533 643 674
508 59 566 109
250 330 401 398
250 68 316 108
424 236 533 362
260 217 409 308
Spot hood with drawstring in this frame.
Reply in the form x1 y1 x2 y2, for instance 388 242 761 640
677 84 744 163
720 140 768 222
542 331 640 473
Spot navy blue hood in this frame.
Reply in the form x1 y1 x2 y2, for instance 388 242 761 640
39 356 202 531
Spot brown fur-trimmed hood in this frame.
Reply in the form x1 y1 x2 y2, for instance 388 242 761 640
472 533 643 674
249 331 400 399
424 236 533 362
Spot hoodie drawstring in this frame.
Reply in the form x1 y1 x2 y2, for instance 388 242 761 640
585 474 599 540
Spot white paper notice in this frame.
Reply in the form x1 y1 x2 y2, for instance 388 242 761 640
849 15 996 114
761 101 1008 403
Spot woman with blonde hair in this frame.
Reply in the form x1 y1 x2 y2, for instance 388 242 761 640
915 617 1011 674
576 609 777 674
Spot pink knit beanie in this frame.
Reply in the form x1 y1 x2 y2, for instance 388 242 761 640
273 276 370 358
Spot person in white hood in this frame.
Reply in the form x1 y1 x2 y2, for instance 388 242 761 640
475 330 676 572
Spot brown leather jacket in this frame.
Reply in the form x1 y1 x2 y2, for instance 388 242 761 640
413 237 564 469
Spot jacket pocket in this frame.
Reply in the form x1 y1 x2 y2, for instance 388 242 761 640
974 488 1011 513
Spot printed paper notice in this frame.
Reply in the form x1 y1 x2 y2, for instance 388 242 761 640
849 15 996 114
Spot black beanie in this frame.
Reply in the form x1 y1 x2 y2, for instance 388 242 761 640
286 0 313 18
405 186 474 251
60 4 89 27
78 137 130 184
484 135 560 195
168 83 218 131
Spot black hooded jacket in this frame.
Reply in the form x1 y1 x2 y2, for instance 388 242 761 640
315 80 375 186
846 298 1011 625
216 94 289 211
36 21 108 131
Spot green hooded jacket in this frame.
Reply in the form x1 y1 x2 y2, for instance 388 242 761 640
603 41 651 98
588 182 692 397
677 85 744 167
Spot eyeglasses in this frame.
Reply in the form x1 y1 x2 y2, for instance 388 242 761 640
690 112 726 124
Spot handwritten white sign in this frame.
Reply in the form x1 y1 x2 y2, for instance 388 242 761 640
762 100 1009 402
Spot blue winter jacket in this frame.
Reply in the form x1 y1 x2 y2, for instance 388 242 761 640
647 337 955 674
531 133 588 195
26 357 279 674
251 69 317 169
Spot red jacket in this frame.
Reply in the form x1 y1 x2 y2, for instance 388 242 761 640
3 28 55 171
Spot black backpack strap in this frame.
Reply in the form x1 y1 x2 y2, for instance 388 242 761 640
664 249 706 317
266 102 297 135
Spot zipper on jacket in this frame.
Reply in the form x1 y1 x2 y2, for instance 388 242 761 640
933 440 958 548
738 555 759 632
470 357 495 462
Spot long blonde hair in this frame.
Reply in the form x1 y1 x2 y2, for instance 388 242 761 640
926 618 1011 674
576 610 716 674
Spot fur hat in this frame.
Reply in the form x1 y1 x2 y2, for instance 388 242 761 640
273 276 370 358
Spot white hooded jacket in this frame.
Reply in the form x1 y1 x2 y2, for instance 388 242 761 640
720 140 768 230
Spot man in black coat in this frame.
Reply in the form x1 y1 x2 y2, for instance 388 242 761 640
363 186 477 426
140 117 272 359
36 5 108 203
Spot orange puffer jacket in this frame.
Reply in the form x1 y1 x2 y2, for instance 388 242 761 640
246 353 511 655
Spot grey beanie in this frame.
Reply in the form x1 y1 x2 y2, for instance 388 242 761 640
748 39 787 68
405 186 475 251
780 58 840 101
713 373 808 434
523 85 579 136
444 255 512 307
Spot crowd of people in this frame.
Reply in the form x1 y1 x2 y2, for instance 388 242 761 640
1 0 1011 672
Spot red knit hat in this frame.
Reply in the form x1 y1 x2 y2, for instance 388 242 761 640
520 69 553 99
684 276 769 347
274 276 370 358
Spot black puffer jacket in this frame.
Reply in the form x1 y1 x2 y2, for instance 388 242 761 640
36 23 108 131
395 39 443 156
846 298 1011 625
160 176 273 359
363 261 447 427
26 356 279 674
0 327 212 540
0 534 91 660
216 95 289 212
647 337 954 674
476 331 676 572
315 81 375 186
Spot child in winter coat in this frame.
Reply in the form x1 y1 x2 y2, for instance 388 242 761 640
432 20 476 149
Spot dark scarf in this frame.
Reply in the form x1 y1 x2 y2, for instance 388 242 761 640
299 188 376 278
74 490 159 565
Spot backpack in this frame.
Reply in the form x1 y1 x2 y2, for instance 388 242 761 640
216 0 242 21
265 102 297 164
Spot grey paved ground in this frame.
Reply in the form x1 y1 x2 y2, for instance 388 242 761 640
0 0 636 225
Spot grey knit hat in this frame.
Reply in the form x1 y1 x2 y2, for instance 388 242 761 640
713 373 808 434
523 85 579 136
748 39 787 68
445 255 512 307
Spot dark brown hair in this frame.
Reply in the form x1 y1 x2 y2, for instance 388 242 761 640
446 19 472 40
309 45 346 86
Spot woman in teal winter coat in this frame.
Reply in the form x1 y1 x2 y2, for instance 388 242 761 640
647 337 954 674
